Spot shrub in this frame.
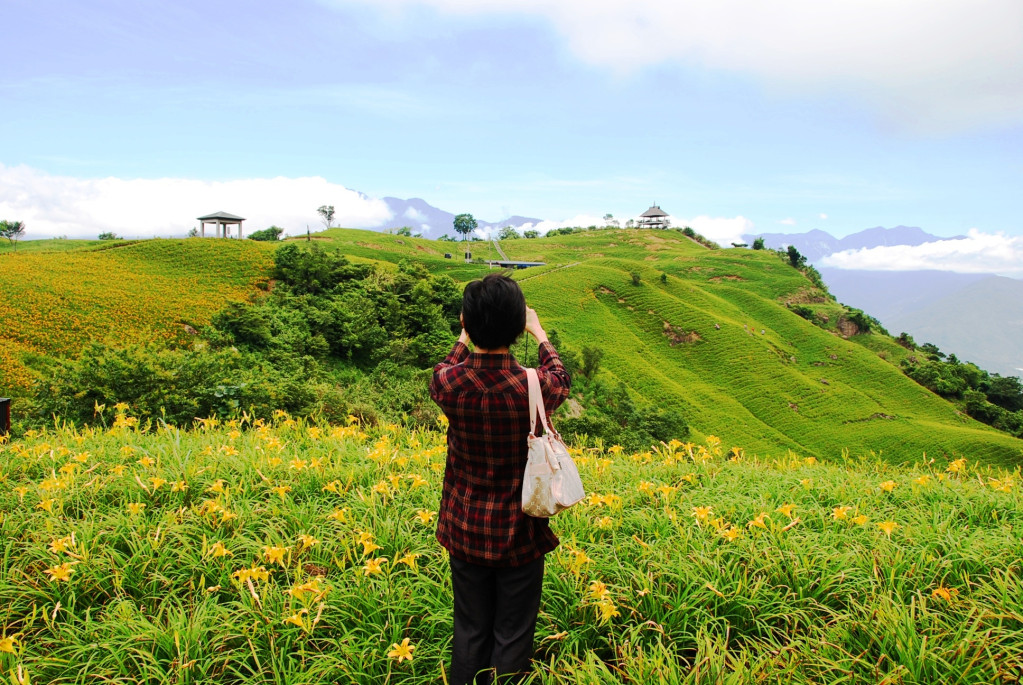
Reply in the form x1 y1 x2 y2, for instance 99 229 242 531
580 345 604 379
248 226 283 241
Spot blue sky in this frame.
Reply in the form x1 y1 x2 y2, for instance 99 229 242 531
3 0 1022 267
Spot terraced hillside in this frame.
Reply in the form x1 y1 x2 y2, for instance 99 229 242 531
2 229 1020 465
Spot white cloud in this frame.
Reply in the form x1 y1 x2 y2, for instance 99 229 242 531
819 213 829 220
679 215 754 246
779 218 797 226
334 0 1023 131
820 229 1023 278
0 163 393 239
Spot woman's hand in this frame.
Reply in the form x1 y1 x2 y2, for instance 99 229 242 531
524 307 548 344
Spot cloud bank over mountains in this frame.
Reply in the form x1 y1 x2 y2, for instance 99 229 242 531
3 162 1019 278
0 164 392 239
820 230 1023 278
0 163 752 244
331 0 1023 132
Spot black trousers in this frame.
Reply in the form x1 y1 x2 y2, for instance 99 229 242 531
449 554 545 685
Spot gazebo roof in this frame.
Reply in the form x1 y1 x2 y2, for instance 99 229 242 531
197 211 246 221
640 205 668 218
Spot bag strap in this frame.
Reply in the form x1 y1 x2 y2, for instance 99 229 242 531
525 368 553 437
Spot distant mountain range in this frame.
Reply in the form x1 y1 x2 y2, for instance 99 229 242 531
744 226 1020 376
377 197 540 237
742 225 964 263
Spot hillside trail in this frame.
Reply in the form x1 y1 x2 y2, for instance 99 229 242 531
492 240 509 260
517 261 581 282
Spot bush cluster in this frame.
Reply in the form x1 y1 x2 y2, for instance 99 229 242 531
30 244 462 429
901 346 1023 437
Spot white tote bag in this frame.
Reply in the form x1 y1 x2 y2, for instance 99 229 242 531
521 367 585 517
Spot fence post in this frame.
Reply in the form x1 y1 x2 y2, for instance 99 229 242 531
0 398 10 437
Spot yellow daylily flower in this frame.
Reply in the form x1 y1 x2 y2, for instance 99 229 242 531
297 534 319 551
283 610 308 627
363 557 388 576
388 637 415 662
588 580 610 601
776 504 796 519
0 635 18 654
414 510 437 525
877 520 899 538
832 506 852 521
396 553 420 572
44 562 75 582
262 545 289 567
207 541 233 558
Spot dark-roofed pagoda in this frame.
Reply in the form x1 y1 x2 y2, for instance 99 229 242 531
197 211 246 238
637 204 670 230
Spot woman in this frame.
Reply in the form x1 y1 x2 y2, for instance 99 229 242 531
429 273 571 684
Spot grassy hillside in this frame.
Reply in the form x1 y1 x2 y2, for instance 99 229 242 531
501 235 1022 463
1 229 1020 465
0 239 273 393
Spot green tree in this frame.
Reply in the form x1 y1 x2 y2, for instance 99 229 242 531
453 213 477 241
787 245 806 268
317 205 335 228
0 220 26 251
98 231 120 241
523 229 540 239
498 226 521 240
248 226 284 241
752 237 765 250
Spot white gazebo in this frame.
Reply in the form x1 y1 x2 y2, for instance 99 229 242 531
637 204 670 230
197 211 246 238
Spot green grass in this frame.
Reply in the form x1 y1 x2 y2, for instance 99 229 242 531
1 416 1020 683
0 238 112 254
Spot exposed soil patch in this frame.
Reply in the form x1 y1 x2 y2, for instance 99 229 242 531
708 275 746 282
836 317 860 337
783 287 829 305
663 321 701 346
563 398 584 419
586 253 605 258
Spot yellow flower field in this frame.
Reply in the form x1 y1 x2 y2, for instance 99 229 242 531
0 240 272 393
0 410 1021 683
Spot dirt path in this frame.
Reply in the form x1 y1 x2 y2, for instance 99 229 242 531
492 240 509 260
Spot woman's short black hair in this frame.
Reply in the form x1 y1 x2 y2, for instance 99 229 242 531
461 273 526 350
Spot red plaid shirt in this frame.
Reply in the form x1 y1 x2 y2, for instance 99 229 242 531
430 340 571 567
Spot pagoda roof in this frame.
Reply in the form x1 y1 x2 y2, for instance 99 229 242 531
197 211 246 221
640 205 669 218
